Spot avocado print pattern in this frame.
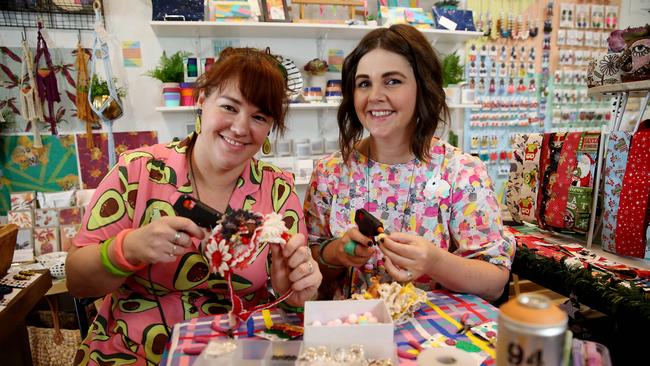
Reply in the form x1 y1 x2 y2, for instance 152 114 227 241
250 159 281 184
272 177 291 212
114 320 139 354
173 253 209 290
87 189 126 231
117 293 159 313
72 135 307 365
146 159 177 185
118 167 138 220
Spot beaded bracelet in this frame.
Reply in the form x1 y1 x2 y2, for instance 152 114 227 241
317 238 345 269
112 228 146 272
99 238 133 277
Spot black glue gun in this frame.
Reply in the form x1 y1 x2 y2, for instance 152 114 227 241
173 194 222 229
354 209 385 245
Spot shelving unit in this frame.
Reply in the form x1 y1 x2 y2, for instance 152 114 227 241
150 21 482 53
587 80 650 98
150 21 481 191
155 103 481 113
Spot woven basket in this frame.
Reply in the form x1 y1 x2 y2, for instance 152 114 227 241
28 297 81 366
0 224 18 277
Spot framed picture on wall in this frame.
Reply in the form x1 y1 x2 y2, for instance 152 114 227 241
260 0 290 22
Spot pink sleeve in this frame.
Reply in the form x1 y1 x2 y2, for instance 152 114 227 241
73 154 142 247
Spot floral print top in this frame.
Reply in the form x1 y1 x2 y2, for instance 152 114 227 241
72 135 306 365
304 139 515 298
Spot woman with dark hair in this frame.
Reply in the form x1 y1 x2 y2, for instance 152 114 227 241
304 24 514 301
66 47 322 365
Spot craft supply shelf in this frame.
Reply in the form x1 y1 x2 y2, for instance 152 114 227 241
150 21 482 54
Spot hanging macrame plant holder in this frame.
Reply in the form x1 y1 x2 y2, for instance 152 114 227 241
20 36 45 148
75 43 98 149
34 21 60 136
88 0 123 167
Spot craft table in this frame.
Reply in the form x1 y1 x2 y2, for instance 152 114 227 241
0 270 52 366
163 290 498 366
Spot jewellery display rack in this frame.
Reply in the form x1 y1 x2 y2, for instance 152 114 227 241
0 0 102 30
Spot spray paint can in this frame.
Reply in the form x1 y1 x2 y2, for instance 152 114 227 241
497 294 568 366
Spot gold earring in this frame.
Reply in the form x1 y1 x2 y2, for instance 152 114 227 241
262 136 272 155
194 109 202 134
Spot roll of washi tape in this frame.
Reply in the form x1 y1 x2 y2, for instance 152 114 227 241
417 347 478 366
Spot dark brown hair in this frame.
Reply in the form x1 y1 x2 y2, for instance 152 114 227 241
337 24 449 162
194 47 288 135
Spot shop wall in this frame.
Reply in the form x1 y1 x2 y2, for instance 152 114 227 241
0 0 646 144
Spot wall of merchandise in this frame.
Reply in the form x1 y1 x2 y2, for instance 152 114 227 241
462 0 628 200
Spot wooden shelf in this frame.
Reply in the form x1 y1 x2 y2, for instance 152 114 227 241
150 21 482 47
157 102 479 113
155 103 339 113
587 80 650 97
448 103 481 109
156 106 196 112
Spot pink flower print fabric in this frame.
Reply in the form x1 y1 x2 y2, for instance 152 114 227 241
304 139 515 298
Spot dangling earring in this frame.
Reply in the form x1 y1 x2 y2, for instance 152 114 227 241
194 109 202 134
262 136 272 155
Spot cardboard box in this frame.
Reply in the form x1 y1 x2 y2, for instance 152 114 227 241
304 300 395 360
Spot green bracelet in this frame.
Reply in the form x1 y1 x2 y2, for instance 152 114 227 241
278 300 304 313
318 238 345 269
99 238 133 277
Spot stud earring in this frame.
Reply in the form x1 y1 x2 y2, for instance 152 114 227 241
194 109 202 134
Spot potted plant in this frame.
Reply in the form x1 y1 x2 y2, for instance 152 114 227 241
303 58 329 100
146 51 191 107
80 75 126 120
441 52 465 104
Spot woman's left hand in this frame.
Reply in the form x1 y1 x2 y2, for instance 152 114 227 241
379 232 440 282
270 233 322 307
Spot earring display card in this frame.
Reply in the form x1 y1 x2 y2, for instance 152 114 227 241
590 5 604 29
560 3 574 29
557 29 566 45
575 4 589 29
59 207 83 225
9 191 36 211
33 227 59 256
35 208 60 227
8 210 34 229
605 5 618 29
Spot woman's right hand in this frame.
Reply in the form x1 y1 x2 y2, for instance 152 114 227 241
321 228 374 268
121 216 205 265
